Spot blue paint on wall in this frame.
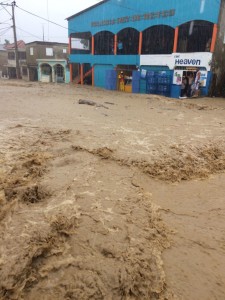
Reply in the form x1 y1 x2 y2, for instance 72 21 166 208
132 71 141 93
105 69 117 90
94 64 114 88
202 71 212 96
68 0 220 95
69 54 140 67
68 0 221 35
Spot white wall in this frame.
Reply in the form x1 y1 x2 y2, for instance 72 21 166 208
140 52 213 71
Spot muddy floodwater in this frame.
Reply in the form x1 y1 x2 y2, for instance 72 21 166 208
0 80 225 300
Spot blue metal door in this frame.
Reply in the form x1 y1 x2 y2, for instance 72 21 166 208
105 69 117 90
132 71 141 93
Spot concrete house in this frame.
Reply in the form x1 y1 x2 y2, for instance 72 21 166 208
4 40 26 79
24 41 70 83
0 44 7 78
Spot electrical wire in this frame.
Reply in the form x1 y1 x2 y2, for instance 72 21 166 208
0 25 11 30
0 26 11 36
16 26 42 40
0 18 12 24
15 4 83 38
0 4 12 16
16 5 68 31
0 0 11 11
0 3 72 41
0 1 219 44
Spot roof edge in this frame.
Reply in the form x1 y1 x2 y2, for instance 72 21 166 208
66 0 108 21
26 41 68 46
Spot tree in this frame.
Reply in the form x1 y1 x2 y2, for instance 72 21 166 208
4 39 10 45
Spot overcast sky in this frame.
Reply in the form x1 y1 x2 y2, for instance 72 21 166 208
0 0 102 44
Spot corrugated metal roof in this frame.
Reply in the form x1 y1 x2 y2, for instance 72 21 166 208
66 0 108 20
5 40 26 50
25 41 68 46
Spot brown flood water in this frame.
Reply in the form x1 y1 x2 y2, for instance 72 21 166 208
0 80 225 299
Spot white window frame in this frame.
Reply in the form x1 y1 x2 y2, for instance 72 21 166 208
46 48 53 56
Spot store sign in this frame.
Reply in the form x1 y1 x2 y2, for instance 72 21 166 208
140 52 213 71
175 58 201 66
91 9 175 27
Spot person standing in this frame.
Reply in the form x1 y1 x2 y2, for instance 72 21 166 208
180 76 188 98
187 72 194 97
118 71 125 91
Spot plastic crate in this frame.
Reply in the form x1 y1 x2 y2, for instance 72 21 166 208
146 77 157 84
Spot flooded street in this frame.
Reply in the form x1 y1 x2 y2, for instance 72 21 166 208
0 80 225 299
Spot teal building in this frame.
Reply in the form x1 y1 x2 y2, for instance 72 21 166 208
67 0 222 97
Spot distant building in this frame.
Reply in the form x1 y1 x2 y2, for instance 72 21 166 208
24 41 70 83
4 40 26 79
67 0 225 97
0 44 7 77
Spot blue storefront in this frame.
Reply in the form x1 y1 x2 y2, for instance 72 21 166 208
67 0 221 98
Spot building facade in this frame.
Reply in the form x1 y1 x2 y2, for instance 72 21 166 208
24 41 70 83
67 0 225 98
0 44 7 78
4 40 26 79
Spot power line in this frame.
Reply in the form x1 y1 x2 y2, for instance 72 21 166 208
16 26 42 40
16 5 68 31
0 18 12 25
0 27 11 36
0 4 12 16
0 25 11 30
0 1 20 78
2 0 218 45
11 1 21 78
15 4 85 36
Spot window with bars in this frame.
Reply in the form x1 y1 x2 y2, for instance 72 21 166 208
142 25 174 54
8 52 15 60
94 31 114 55
19 52 26 60
117 28 139 55
177 20 213 53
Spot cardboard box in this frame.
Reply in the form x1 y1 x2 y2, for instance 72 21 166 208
125 85 132 93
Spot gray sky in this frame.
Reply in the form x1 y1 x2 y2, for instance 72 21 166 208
0 0 102 44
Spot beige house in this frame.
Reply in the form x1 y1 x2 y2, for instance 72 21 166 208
0 44 7 77
4 40 26 78
23 41 69 81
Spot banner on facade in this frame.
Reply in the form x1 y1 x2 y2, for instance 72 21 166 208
71 38 90 50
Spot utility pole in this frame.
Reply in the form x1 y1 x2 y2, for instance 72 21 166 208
42 23 45 41
1 1 21 78
11 1 21 79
